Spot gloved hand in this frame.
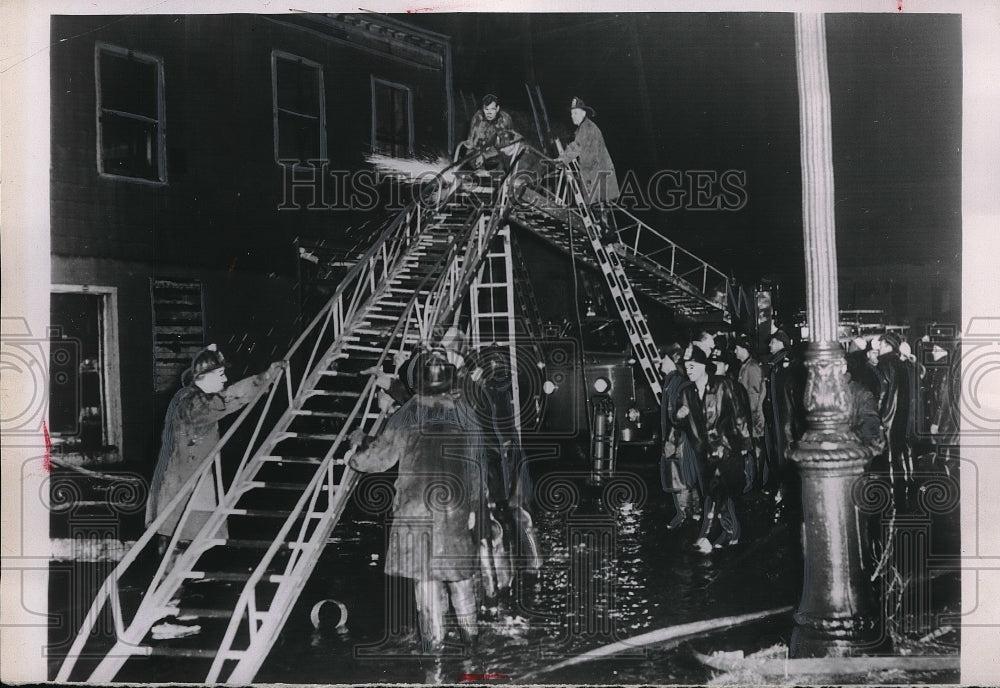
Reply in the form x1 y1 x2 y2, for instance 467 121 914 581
267 360 288 381
349 427 367 447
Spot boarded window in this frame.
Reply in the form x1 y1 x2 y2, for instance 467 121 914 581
151 279 204 392
272 51 327 165
372 78 413 157
96 44 166 182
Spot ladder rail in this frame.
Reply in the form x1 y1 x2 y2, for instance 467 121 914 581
610 204 729 296
555 150 664 400
285 198 432 399
55 376 284 682
63 204 469 683
417 164 521 335
509 142 728 317
210 231 482 679
61 153 530 684
470 225 525 437
509 231 544 339
223 180 526 681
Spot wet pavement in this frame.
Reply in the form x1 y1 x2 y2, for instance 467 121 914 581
49 453 960 684
254 458 805 684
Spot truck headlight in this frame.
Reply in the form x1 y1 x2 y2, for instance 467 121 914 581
593 377 611 393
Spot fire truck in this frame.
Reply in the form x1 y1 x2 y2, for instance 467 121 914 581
539 317 660 469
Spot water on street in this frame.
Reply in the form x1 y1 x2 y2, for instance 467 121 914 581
254 457 804 684
49 452 961 684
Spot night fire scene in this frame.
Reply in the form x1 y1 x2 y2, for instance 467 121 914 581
8 3 1000 686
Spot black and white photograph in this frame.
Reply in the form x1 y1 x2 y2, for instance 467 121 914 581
2 1 999 685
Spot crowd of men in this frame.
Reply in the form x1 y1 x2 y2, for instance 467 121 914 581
658 326 961 554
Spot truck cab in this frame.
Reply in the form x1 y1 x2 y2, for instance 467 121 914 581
539 317 660 454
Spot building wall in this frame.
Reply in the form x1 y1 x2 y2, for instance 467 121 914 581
49 14 453 466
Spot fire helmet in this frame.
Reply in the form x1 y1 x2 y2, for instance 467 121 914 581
407 348 456 395
189 344 228 379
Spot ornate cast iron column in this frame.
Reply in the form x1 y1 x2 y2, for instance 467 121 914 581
789 13 881 657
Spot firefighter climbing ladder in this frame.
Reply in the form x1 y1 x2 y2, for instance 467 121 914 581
57 145 726 683
56 168 517 684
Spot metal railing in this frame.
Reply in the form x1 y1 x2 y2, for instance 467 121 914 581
608 205 729 300
504 144 729 312
57 154 524 684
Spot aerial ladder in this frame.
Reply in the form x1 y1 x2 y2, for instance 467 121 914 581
56 161 522 684
56 140 729 682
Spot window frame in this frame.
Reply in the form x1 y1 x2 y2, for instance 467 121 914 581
271 50 328 167
370 76 414 157
94 42 168 185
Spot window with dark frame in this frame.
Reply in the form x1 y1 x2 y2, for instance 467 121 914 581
96 44 166 183
372 78 413 157
272 51 327 165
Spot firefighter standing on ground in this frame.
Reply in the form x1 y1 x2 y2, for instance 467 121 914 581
349 349 487 655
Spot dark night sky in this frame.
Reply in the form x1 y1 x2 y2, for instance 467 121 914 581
402 12 962 320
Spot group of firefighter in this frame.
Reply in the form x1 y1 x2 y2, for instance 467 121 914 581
147 91 962 660
146 92 612 655
658 325 960 554
348 338 542 658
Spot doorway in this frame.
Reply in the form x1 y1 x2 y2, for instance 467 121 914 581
49 287 121 462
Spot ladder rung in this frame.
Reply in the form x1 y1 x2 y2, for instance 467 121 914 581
172 607 235 619
293 409 350 419
258 454 323 464
221 538 285 549
297 391 357 400
263 455 345 466
252 481 326 491
140 646 222 658
287 432 341 441
224 507 290 517
387 286 430 293
187 570 289 583
185 571 255 582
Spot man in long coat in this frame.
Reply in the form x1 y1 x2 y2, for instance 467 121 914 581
734 337 766 484
350 350 487 654
686 347 752 552
659 348 707 530
146 345 284 545
558 97 620 205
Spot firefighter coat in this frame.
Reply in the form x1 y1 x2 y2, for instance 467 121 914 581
559 116 620 204
350 393 487 582
146 371 271 539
